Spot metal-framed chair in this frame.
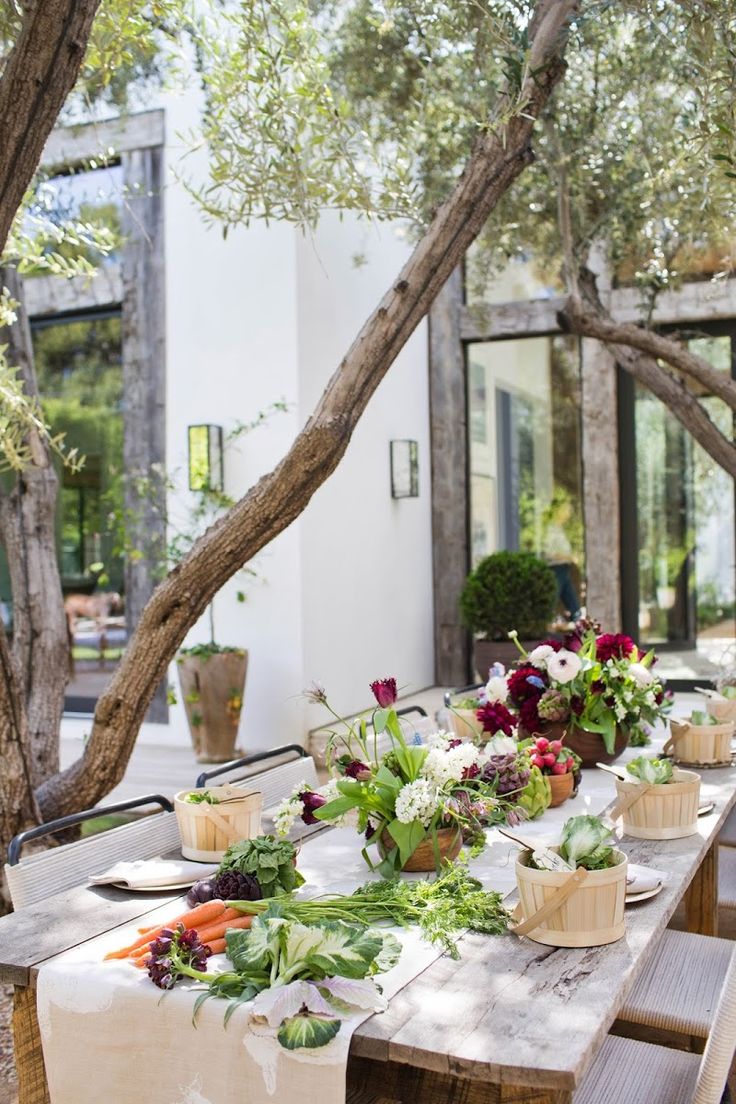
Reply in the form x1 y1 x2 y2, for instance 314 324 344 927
575 947 736 1103
194 744 318 806
5 794 176 910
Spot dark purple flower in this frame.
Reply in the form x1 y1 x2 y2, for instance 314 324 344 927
448 738 462 748
591 680 605 695
462 762 481 780
596 633 636 662
147 924 211 990
365 821 377 840
370 678 397 707
298 789 327 824
343 759 372 781
519 697 542 733
570 696 585 716
476 700 516 737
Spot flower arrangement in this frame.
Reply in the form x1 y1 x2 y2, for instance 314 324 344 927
276 677 546 877
505 625 670 754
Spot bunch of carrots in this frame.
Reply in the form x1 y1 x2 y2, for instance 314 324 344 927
104 900 252 967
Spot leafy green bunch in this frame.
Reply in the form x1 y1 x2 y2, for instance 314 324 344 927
189 911 401 1049
558 815 617 872
218 836 304 898
626 757 673 785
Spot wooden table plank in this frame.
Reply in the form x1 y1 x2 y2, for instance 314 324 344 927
349 765 736 1092
0 884 183 986
685 838 719 935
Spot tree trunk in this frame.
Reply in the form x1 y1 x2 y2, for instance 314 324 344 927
0 621 40 869
35 0 580 820
0 0 102 258
0 268 68 787
559 297 736 479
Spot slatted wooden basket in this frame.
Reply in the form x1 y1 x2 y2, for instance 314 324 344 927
707 698 736 724
665 719 734 766
515 848 627 947
175 785 263 862
447 706 485 742
613 768 700 840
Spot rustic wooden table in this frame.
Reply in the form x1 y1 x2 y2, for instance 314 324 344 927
2 760 735 1104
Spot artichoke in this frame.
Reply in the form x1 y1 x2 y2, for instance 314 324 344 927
537 689 569 723
481 753 531 796
185 870 262 908
517 766 552 820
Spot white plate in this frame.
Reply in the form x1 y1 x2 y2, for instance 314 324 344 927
698 802 716 816
626 884 663 904
108 880 195 892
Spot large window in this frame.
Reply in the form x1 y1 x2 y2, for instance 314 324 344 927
467 334 585 618
632 328 735 648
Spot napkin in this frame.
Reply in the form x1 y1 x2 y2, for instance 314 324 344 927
88 858 218 889
625 864 665 895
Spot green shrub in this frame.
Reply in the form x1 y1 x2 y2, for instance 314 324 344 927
459 551 557 640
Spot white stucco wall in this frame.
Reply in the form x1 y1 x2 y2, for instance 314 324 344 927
296 215 434 731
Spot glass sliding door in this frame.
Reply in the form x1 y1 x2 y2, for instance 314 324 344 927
630 328 735 649
467 334 585 619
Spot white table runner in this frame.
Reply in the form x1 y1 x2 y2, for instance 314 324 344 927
37 723 680 1104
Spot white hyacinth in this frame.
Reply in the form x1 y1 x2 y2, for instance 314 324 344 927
394 778 441 826
421 742 480 786
527 644 556 670
546 649 582 684
628 662 654 688
274 796 304 837
425 730 452 750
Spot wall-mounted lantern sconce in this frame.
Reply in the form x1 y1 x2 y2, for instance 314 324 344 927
390 439 419 499
188 424 224 492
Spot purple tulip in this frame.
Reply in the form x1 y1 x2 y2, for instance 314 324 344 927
298 789 327 824
344 759 372 781
370 678 397 707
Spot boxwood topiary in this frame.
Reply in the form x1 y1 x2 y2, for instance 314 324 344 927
459 551 557 641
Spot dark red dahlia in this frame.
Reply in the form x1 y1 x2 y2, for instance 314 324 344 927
519 697 542 733
537 638 563 652
507 665 547 704
370 677 397 707
591 680 605 695
462 762 481 780
477 700 515 736
596 634 636 662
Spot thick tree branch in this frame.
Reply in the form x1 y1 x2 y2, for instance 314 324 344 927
36 0 580 817
0 0 102 257
562 294 736 411
0 268 68 787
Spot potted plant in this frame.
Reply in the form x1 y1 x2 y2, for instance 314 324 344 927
524 735 579 807
611 757 700 840
506 625 670 766
514 815 627 947
177 642 248 763
459 551 557 677
274 677 536 877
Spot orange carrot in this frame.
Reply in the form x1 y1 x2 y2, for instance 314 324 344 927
205 938 227 955
104 900 227 960
195 915 253 944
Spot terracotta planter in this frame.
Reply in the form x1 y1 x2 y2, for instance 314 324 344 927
447 706 485 742
665 718 734 767
613 769 700 840
515 847 627 948
473 639 541 681
177 650 248 763
547 771 574 807
379 826 462 872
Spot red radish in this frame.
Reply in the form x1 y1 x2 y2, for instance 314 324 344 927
551 762 567 775
566 756 574 769
543 752 557 767
548 740 563 754
535 737 549 753
531 754 544 769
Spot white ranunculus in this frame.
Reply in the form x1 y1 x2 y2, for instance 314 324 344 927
546 649 582 685
484 674 508 702
628 662 654 688
527 644 556 670
485 734 517 756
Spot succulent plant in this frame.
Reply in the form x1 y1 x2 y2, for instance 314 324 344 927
537 689 569 723
481 753 531 797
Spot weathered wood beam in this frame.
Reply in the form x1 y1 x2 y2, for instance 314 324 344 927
25 264 122 319
460 277 736 342
42 110 165 171
429 269 470 687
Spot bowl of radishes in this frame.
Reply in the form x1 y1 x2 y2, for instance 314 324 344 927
526 736 579 807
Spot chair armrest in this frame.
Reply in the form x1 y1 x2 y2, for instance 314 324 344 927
195 744 307 789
